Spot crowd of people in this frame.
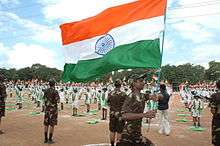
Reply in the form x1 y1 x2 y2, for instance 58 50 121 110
178 81 220 146
179 81 218 127
0 73 220 146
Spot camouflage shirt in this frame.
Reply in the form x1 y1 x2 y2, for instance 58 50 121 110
210 90 220 145
0 83 6 117
0 83 6 103
121 92 149 141
210 91 220 119
44 87 60 108
107 89 127 115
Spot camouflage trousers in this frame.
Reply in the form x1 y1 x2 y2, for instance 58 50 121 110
0 101 5 117
109 113 125 133
116 134 154 146
44 106 58 126
212 118 220 146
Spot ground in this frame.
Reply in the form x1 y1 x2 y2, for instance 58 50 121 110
0 93 213 146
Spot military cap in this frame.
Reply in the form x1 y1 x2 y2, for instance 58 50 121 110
49 79 56 86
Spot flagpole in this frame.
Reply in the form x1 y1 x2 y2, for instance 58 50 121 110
156 1 168 89
147 1 168 133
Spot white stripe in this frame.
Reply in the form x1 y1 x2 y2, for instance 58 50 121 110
64 15 164 64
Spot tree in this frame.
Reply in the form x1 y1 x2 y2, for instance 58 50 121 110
161 63 205 84
17 67 33 80
0 64 62 81
0 61 219 84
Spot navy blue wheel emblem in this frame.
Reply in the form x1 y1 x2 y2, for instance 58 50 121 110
95 34 115 55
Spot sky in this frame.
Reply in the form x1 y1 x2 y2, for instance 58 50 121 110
0 0 220 70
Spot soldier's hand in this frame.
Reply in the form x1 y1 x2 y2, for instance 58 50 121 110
157 94 163 100
143 110 156 118
149 94 158 101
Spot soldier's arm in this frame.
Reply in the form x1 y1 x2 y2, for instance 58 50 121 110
0 85 7 101
121 96 156 120
122 113 144 120
149 94 159 101
122 111 156 120
157 94 164 101
56 91 60 103
210 94 216 115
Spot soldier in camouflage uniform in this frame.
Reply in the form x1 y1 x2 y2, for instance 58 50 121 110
0 74 6 134
116 74 156 146
107 79 127 146
210 80 220 146
43 80 60 144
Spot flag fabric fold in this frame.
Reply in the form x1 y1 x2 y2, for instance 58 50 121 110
60 0 167 82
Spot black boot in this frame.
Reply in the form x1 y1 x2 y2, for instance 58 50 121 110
104 110 107 120
61 103 64 110
193 122 196 127
66 99 68 104
0 130 4 135
18 103 22 109
111 141 114 146
48 133 54 144
44 132 48 143
72 109 76 116
37 101 40 107
146 118 149 123
87 106 90 113
101 110 104 120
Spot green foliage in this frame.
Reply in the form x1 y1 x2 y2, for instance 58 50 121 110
161 63 206 84
0 64 62 81
0 61 219 84
103 61 219 86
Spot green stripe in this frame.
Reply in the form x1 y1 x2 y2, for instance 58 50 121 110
63 39 161 82
62 64 76 82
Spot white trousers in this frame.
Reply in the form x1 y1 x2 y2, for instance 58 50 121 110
158 110 171 135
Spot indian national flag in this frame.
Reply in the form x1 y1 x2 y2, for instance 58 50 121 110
60 0 167 82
